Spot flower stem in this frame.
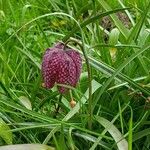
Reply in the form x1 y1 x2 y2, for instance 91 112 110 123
69 90 73 100
64 39 92 129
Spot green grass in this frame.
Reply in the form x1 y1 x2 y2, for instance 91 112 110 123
0 0 150 149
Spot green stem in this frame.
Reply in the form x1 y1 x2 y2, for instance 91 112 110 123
69 90 73 100
64 39 92 129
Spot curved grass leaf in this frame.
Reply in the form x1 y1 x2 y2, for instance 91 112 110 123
95 116 128 150
90 103 129 150
74 132 111 149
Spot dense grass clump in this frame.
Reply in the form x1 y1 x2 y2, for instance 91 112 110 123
0 0 150 149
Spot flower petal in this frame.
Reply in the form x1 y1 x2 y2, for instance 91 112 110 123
41 42 82 94
66 50 82 83
56 52 70 93
41 48 61 88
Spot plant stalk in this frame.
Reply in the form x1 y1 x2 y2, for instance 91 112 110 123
64 39 92 129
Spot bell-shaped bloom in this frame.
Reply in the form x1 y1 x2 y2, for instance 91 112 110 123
41 42 82 93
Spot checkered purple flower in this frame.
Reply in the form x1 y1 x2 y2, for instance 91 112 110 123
41 42 82 93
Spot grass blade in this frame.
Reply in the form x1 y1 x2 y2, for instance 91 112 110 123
95 116 128 150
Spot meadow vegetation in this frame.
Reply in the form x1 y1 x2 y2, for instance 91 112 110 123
0 0 150 149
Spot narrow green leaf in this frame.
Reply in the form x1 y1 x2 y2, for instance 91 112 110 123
95 116 128 150
74 131 111 149
21 4 31 24
68 127 75 150
128 106 133 150
127 2 150 42
15 46 41 69
90 104 129 150
133 128 150 142
118 100 124 134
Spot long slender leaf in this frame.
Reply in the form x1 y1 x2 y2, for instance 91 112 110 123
95 116 128 150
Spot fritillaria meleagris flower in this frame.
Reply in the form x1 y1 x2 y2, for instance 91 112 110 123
41 42 82 93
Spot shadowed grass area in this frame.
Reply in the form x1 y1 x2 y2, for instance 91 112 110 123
0 0 150 149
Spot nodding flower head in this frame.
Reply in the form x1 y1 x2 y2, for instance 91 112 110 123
41 42 82 93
